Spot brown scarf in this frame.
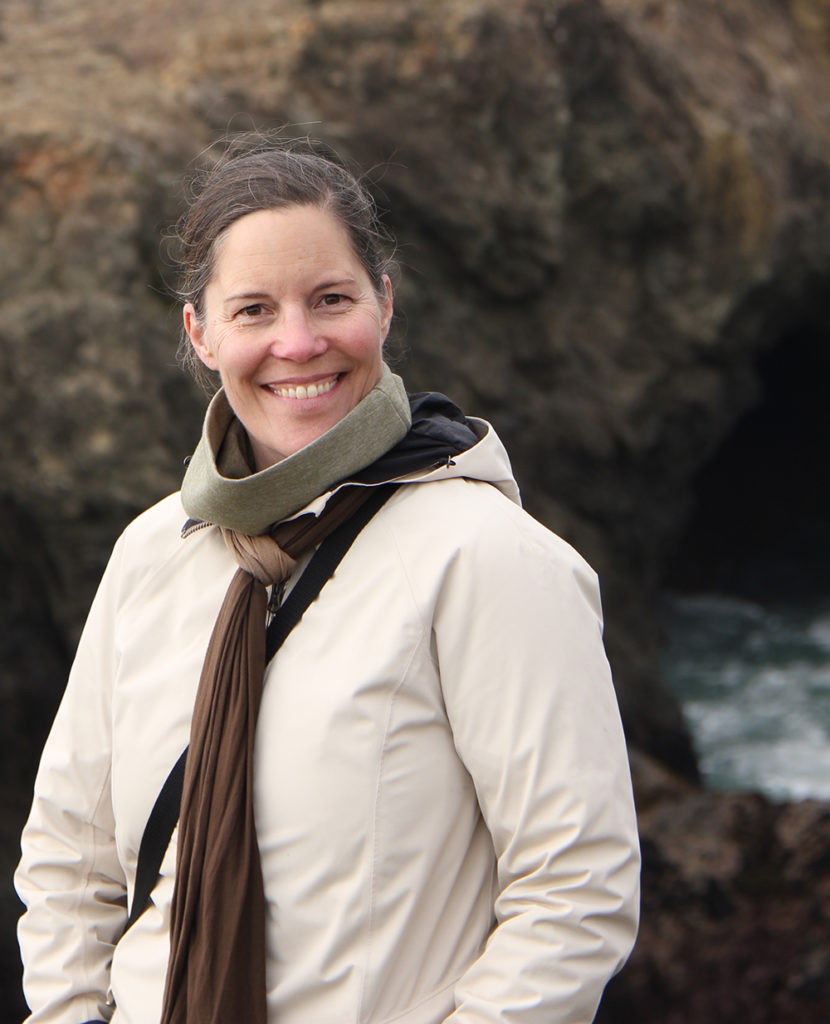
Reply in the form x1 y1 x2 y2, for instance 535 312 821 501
162 370 411 1023
161 486 380 1024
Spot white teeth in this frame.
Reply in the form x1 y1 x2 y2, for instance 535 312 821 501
270 376 338 399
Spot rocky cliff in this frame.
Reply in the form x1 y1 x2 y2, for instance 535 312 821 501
2 0 829 1020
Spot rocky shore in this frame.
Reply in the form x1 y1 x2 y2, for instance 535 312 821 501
2 1 829 1020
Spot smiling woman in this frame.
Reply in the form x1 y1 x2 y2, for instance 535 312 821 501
184 205 393 466
15 135 640 1024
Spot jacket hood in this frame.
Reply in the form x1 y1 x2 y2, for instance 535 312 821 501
434 416 521 505
387 417 520 503
351 390 519 498
325 390 521 513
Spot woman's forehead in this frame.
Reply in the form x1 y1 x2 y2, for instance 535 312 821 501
207 207 367 295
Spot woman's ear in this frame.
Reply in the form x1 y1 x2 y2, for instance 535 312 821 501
183 303 218 370
379 276 394 341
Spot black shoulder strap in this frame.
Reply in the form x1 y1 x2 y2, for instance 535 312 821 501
125 747 187 933
123 484 397 936
264 484 395 661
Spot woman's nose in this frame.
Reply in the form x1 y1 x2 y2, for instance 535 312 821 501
270 306 327 362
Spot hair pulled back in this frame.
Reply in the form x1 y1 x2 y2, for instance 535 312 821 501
174 135 396 389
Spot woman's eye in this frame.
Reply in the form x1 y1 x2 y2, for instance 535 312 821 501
239 304 264 317
319 293 347 308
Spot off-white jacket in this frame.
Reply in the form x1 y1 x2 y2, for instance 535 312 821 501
16 420 639 1024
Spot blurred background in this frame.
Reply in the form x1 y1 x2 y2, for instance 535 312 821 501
2 0 829 1020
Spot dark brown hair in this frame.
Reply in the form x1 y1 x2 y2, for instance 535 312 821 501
174 135 396 388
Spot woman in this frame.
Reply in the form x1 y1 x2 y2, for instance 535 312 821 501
16 138 640 1024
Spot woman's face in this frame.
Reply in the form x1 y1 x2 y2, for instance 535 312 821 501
184 205 393 469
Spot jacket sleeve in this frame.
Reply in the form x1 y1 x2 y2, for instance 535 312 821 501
15 535 129 1024
433 499 640 1023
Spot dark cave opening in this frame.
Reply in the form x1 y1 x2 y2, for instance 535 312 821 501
665 323 830 604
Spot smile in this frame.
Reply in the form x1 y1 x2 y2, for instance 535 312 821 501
265 374 341 400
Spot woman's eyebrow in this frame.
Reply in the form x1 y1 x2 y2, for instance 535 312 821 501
223 290 271 303
314 277 358 291
223 279 358 303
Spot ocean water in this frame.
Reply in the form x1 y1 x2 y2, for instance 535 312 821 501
660 592 830 801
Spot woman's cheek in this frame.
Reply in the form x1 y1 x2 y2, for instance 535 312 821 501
212 323 260 371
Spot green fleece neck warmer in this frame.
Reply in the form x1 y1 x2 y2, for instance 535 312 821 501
181 363 411 535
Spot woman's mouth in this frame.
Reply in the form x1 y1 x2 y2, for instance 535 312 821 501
265 374 341 400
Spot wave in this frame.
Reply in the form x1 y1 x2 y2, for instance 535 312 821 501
660 592 830 801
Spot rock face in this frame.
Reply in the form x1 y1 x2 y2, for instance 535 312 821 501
2 0 829 1021
600 753 830 1024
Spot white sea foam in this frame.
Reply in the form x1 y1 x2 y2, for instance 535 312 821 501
661 593 830 801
